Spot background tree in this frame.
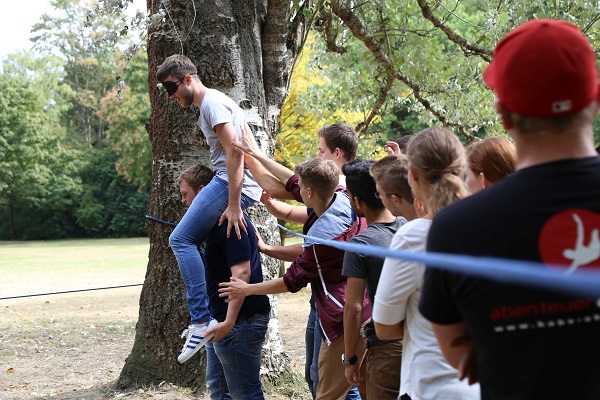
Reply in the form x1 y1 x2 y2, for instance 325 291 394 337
98 49 152 190
32 0 130 145
0 74 81 240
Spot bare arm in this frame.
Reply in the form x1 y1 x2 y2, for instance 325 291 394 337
254 224 302 262
206 261 251 342
244 154 295 200
374 320 403 341
218 276 289 301
431 321 478 384
233 124 294 185
261 195 309 224
343 277 366 387
216 122 247 239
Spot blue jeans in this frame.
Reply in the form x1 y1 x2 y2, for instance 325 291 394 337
169 176 255 324
205 314 269 399
305 300 319 398
310 307 361 400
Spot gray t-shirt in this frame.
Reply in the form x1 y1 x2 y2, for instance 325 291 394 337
197 88 262 201
342 218 406 305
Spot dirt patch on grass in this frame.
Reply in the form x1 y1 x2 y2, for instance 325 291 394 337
1 286 312 399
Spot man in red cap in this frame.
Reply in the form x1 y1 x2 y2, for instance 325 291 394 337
419 19 600 399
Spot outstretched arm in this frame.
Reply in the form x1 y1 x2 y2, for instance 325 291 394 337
233 124 295 185
218 276 289 302
244 154 295 200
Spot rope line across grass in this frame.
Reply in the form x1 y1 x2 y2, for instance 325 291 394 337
0 284 144 301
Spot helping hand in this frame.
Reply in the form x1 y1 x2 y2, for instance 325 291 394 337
218 277 250 302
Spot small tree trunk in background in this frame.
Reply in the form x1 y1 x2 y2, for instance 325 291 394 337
118 0 304 388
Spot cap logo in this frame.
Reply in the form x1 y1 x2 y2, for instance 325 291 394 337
552 100 572 113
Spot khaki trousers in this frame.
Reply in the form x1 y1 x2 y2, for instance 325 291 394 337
316 334 367 400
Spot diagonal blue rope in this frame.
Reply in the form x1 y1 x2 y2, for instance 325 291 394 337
278 224 600 298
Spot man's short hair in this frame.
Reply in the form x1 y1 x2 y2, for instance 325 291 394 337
342 159 385 210
318 123 359 162
157 54 198 82
369 155 414 204
294 158 338 200
177 164 214 189
394 135 414 153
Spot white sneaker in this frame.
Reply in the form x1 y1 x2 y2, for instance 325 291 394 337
177 319 218 363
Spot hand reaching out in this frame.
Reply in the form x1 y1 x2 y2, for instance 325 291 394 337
384 141 401 155
218 276 250 302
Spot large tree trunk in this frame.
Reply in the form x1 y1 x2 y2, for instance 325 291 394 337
118 0 303 389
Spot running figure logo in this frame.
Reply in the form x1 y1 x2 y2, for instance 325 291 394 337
563 213 600 273
539 209 600 271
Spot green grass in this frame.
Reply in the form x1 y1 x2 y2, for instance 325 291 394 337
0 237 149 299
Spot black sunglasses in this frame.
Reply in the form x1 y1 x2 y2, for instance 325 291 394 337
158 77 184 96
156 72 196 97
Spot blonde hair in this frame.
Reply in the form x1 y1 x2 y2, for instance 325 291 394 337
407 126 468 214
294 158 339 200
369 154 414 204
466 137 516 183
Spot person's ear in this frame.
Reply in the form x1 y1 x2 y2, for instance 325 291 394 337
495 100 513 130
197 184 205 193
390 194 403 208
409 164 419 182
481 173 492 189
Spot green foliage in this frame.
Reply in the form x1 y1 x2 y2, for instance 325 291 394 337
97 50 152 190
76 146 148 237
31 0 133 144
0 74 82 240
302 0 600 140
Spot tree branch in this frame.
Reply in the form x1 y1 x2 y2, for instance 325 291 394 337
416 0 492 62
328 0 479 141
315 5 347 54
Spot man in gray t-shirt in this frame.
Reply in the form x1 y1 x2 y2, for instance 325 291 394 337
341 159 408 399
156 54 262 364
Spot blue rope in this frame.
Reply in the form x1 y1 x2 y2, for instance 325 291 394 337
146 214 178 227
278 224 600 298
0 283 144 301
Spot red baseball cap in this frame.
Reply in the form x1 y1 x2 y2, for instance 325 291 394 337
483 19 599 117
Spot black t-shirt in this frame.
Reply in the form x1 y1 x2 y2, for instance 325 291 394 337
204 215 270 322
420 157 600 400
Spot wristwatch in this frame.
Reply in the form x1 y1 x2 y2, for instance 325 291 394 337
341 353 358 365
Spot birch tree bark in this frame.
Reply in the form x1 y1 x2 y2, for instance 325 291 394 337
118 0 305 387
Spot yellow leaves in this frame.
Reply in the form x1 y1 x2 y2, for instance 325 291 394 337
7 367 15 373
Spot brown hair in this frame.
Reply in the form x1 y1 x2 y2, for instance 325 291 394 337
508 101 598 135
177 164 214 189
370 154 414 204
318 123 359 162
157 54 198 82
407 126 468 214
394 135 414 153
466 137 516 183
294 158 339 200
